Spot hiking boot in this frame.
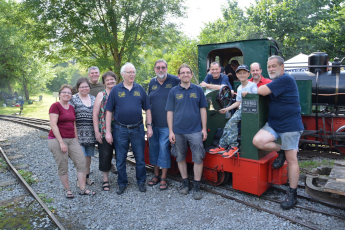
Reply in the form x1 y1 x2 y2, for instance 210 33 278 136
193 181 203 200
209 146 226 154
281 187 298 210
179 178 192 195
272 149 286 169
222 147 238 158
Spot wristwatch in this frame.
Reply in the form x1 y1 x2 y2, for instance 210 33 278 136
146 123 152 126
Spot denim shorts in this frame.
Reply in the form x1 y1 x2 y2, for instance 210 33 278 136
80 145 95 157
148 126 171 168
261 122 302 151
171 132 205 164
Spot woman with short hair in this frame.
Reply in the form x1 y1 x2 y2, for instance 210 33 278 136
48 84 95 198
93 71 117 191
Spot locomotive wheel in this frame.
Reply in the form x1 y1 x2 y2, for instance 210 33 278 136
168 160 179 174
334 125 345 155
206 171 230 186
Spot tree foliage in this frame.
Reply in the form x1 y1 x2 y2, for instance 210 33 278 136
25 0 185 77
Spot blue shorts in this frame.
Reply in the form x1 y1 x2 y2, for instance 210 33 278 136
80 145 95 157
148 126 171 169
261 122 302 151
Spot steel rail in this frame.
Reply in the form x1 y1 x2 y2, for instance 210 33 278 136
0 147 65 230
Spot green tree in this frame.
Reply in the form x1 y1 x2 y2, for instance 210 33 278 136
25 0 185 78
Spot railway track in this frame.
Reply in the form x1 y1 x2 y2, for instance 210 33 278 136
0 145 65 230
1 115 345 229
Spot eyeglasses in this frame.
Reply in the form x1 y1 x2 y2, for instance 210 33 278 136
155 66 166 70
179 72 192 75
60 91 72 95
125 71 136 75
79 86 90 89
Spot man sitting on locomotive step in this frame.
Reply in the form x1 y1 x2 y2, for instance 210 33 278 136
200 61 233 93
252 55 303 210
209 64 257 158
248 62 272 87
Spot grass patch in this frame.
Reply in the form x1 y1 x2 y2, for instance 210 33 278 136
18 170 37 185
38 194 54 204
0 158 7 170
299 159 335 172
0 91 57 120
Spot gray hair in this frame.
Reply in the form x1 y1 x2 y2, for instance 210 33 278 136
250 62 261 69
154 59 168 68
268 55 284 66
120 62 136 75
210 62 220 67
88 66 100 74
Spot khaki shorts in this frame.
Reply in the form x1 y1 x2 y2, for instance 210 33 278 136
48 138 87 175
171 132 205 164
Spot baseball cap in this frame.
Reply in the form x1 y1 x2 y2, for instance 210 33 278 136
236 64 250 73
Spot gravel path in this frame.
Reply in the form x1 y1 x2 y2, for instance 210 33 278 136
1 120 344 229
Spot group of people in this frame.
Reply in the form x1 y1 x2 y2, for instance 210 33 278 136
48 56 303 210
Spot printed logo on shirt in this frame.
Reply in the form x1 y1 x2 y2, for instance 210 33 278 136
176 94 183 99
190 93 197 98
151 85 157 91
118 92 126 98
165 84 172 88
134 91 141 97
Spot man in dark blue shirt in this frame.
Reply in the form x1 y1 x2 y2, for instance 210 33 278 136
200 62 233 93
105 62 153 195
147 59 180 190
166 64 208 200
253 56 303 210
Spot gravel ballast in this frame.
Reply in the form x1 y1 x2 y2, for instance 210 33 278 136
0 120 344 229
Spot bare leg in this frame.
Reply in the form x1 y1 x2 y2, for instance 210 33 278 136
161 168 168 179
253 129 280 151
193 163 203 181
153 165 160 177
59 174 70 190
77 171 87 190
102 171 109 182
85 156 91 175
178 160 188 179
285 149 299 188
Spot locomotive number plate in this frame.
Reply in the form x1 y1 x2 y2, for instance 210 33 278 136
242 100 258 114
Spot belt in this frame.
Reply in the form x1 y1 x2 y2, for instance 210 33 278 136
114 120 143 129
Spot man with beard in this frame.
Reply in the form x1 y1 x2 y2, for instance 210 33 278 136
248 62 272 87
200 62 233 92
147 59 180 190
252 55 303 210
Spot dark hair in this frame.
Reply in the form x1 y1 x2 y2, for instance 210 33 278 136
102 71 117 84
231 60 239 67
178 64 193 74
76 77 91 90
58 84 73 95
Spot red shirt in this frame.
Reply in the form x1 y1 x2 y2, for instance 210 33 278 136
249 75 272 87
48 102 76 138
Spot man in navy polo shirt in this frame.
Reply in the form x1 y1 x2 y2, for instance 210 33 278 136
105 62 153 195
253 56 304 210
147 59 180 190
166 64 208 200
200 62 233 92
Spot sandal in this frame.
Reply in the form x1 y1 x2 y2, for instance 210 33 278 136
79 188 96 196
159 178 168 190
148 175 160 186
102 181 110 191
65 189 74 199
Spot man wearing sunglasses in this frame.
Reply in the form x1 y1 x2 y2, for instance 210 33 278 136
147 59 180 190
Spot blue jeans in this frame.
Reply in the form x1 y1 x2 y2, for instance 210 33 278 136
149 126 171 169
113 123 146 186
80 145 95 157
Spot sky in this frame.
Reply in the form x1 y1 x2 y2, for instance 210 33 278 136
177 0 257 38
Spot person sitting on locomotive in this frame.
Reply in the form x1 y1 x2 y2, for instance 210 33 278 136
225 60 239 88
248 62 272 87
252 55 303 210
200 62 234 94
209 64 257 158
